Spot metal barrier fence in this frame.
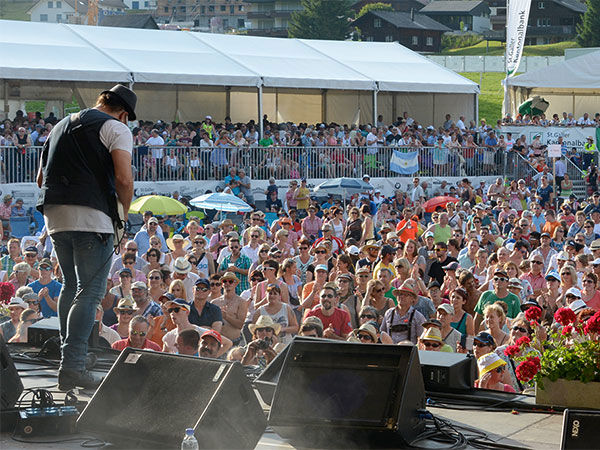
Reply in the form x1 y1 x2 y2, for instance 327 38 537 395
0 145 512 183
5 145 596 183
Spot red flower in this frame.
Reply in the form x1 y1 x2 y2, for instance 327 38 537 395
504 345 520 357
554 307 577 327
515 336 531 347
525 306 542 322
515 358 540 382
584 312 600 335
562 325 574 336
0 282 15 304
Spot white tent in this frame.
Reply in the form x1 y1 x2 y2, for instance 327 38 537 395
505 50 600 118
0 19 479 128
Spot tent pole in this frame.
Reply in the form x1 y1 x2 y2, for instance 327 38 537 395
225 87 231 119
372 88 378 126
474 93 479 125
258 83 264 139
432 93 436 126
2 80 8 121
322 89 327 123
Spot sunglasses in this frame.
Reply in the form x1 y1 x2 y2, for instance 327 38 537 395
120 274 132 278
27 301 40 305
358 274 369 278
320 294 334 299
130 331 147 336
149 276 161 280
195 285 209 291
423 342 441 348
40 266 52 271
251 277 263 282
118 310 134 315
193 240 204 244
315 250 326 254
473 341 490 348
512 326 528 333
357 333 374 341
222 279 237 284
493 277 508 282
256 327 273 333
532 260 544 265
210 282 221 287
259 250 268 253
250 235 260 238
168 307 184 313
360 314 376 319
299 246 308 250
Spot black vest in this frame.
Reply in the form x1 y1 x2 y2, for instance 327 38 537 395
36 108 118 221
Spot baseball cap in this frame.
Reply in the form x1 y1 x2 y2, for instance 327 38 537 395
569 299 587 313
119 267 132 276
165 298 191 311
545 270 561 282
195 278 210 288
8 297 27 309
437 303 454 315
315 264 328 272
39 258 52 268
148 217 158 224
201 329 222 345
566 287 581 298
473 331 496 346
131 281 147 290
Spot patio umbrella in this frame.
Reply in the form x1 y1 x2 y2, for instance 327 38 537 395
422 196 459 213
190 192 253 213
314 178 373 196
129 195 188 216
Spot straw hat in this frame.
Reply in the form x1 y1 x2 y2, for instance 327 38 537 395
166 233 191 251
249 315 281 335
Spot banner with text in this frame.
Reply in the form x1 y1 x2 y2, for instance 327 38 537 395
506 0 532 77
498 126 598 148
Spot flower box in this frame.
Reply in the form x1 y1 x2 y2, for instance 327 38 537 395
535 378 600 409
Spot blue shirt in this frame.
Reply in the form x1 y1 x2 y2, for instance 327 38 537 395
188 301 223 328
531 213 546 232
140 300 163 318
133 229 168 255
224 175 241 195
536 185 553 209
28 279 62 317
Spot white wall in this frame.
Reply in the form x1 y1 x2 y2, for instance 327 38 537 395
29 0 75 23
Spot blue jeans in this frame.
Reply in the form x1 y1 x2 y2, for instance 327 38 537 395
51 231 113 371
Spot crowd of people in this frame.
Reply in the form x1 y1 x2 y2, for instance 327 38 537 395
2 172 600 392
1 110 598 183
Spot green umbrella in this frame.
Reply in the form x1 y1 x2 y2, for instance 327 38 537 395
129 195 187 216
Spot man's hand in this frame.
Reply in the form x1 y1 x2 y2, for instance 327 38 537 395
38 287 49 299
323 324 337 339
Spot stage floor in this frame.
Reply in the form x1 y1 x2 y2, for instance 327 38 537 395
2 346 564 449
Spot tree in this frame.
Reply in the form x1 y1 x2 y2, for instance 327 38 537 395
288 0 353 40
356 2 393 19
576 0 600 47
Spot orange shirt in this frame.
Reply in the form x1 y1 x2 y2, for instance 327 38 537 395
396 219 418 243
302 281 319 310
542 220 560 237
148 315 176 347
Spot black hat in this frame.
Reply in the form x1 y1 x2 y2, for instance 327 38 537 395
195 278 210 288
101 84 137 120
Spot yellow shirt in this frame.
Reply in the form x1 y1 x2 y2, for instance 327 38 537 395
296 187 310 210
373 261 397 280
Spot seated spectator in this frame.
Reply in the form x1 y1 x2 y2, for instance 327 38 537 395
8 308 38 343
0 297 28 341
111 315 162 351
299 316 324 337
199 329 223 358
110 297 136 339
475 353 515 392
417 327 448 352
176 328 201 356
242 315 280 367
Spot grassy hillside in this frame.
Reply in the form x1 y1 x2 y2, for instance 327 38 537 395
459 72 508 124
0 0 36 21
442 40 578 56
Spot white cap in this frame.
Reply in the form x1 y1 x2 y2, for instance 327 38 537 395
566 287 582 298
347 245 359 255
569 299 587 313
592 258 600 265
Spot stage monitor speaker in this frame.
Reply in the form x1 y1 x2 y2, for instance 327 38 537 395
418 350 477 392
561 409 600 450
27 317 98 349
77 348 267 449
254 340 292 406
269 338 426 448
0 335 23 410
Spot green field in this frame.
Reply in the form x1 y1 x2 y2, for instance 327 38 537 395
442 40 578 56
0 0 36 21
459 72 507 124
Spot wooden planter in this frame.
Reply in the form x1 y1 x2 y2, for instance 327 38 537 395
536 378 600 409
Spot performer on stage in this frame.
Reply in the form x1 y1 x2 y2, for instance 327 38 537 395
36 85 136 390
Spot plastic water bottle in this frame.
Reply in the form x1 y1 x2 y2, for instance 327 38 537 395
181 428 198 450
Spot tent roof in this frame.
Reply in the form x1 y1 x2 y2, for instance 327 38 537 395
506 50 600 90
301 39 479 93
0 19 478 94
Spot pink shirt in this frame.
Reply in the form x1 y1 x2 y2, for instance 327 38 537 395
522 272 547 293
302 216 323 240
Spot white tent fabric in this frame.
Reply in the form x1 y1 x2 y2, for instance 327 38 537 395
505 50 600 117
0 19 480 124
301 39 480 94
0 21 131 82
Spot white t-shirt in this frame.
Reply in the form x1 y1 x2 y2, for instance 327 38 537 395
162 325 209 353
100 324 121 346
44 119 133 235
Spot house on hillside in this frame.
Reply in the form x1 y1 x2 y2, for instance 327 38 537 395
488 0 586 44
154 0 246 30
28 0 127 23
100 13 158 28
419 1 491 33
354 10 450 52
